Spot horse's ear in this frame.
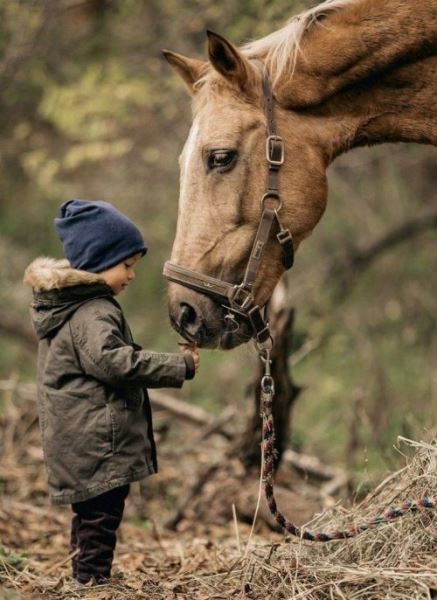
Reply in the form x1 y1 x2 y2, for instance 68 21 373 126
206 30 256 92
162 50 206 94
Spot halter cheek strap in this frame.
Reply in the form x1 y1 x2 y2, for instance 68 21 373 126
163 63 294 345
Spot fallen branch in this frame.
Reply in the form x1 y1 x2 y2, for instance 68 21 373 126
194 406 235 442
150 391 233 438
283 448 349 498
0 498 66 525
43 549 79 576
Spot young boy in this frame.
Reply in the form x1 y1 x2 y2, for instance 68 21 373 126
24 199 199 585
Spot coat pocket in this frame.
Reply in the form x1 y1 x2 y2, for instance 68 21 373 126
42 389 113 485
111 385 143 411
105 389 145 454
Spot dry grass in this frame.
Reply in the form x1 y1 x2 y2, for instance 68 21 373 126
237 438 437 599
0 387 436 599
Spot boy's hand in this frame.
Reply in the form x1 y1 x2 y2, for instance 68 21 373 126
189 349 200 372
178 342 200 372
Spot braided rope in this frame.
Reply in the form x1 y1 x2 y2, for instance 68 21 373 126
261 394 437 542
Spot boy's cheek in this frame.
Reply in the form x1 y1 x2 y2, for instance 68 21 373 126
107 281 120 294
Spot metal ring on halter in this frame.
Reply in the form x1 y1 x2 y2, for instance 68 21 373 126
224 311 240 334
261 192 282 212
255 335 274 354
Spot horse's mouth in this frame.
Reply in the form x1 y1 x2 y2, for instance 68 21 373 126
217 330 248 350
168 282 256 349
169 304 253 349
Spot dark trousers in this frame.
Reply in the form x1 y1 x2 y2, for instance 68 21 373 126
70 484 130 583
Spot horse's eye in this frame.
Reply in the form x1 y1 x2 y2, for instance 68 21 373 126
206 150 237 172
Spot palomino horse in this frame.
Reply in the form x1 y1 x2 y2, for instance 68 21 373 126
163 0 436 350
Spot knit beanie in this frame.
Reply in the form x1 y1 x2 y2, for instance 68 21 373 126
54 199 147 273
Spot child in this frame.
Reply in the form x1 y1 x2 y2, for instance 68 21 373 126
24 199 199 585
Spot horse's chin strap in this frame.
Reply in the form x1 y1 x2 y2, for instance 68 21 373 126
163 62 293 346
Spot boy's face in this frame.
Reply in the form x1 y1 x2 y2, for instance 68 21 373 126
98 253 143 295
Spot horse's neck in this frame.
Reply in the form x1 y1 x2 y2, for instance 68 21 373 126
309 54 437 162
275 0 436 110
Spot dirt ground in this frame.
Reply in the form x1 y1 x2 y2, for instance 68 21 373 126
1 390 436 599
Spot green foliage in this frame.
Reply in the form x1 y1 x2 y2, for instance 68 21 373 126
0 546 27 571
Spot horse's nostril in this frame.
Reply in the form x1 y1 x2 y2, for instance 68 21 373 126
179 302 198 331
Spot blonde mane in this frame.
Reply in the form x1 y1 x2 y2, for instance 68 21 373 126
241 0 358 86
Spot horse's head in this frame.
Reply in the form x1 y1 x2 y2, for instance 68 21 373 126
164 32 328 349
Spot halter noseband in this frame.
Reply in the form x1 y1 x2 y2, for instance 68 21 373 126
163 63 294 346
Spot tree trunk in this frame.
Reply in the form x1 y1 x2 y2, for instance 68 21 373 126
238 279 301 470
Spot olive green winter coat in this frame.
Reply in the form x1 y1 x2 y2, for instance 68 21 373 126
24 257 190 505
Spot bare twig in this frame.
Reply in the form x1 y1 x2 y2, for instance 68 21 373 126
328 210 437 300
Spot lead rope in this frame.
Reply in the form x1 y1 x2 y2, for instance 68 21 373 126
258 347 437 541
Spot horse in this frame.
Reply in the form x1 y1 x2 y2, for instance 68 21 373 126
163 0 436 350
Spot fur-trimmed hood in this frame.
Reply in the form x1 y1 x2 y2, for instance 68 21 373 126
24 257 106 292
24 257 114 339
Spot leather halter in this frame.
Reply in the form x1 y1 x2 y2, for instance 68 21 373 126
163 63 294 346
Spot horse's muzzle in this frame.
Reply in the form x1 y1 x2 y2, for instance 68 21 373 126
167 283 251 348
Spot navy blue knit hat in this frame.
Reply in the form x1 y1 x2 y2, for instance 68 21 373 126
54 200 147 273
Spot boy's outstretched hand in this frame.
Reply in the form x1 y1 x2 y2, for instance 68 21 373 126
179 342 200 372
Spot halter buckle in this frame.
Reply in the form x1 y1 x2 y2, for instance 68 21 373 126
276 229 293 245
266 135 284 166
229 285 253 311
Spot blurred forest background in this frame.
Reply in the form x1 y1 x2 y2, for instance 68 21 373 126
0 0 436 482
